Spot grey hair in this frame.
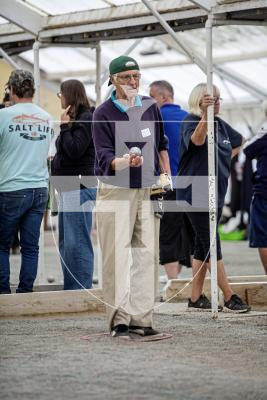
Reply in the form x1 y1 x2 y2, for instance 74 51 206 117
188 83 218 117
7 69 35 99
149 80 174 98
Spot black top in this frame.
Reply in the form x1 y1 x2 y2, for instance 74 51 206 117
92 96 168 188
177 114 243 208
52 105 97 190
243 125 267 200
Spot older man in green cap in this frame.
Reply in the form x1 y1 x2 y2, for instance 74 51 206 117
93 56 171 339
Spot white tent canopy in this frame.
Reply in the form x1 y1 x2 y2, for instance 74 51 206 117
0 0 267 134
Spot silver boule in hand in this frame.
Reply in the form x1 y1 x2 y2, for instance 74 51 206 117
129 147 142 156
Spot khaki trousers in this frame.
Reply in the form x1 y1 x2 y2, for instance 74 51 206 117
96 184 159 331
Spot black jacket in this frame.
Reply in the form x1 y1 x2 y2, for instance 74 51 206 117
244 128 267 200
52 105 97 190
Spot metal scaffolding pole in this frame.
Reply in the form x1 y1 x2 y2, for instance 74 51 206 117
141 0 206 72
206 14 218 319
95 45 102 288
33 40 40 105
0 47 19 69
142 0 219 317
33 40 46 285
95 42 102 107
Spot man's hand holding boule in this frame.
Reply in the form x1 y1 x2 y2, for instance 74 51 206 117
129 154 143 167
129 146 143 168
111 154 130 171
111 153 143 171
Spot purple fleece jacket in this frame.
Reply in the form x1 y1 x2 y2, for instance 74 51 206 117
92 96 168 188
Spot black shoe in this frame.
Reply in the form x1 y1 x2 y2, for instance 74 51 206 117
129 326 159 336
224 294 251 313
188 294 223 312
111 324 130 339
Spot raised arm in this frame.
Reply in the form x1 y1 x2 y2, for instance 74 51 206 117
191 94 215 146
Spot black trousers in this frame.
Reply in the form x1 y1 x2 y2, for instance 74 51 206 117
186 208 223 262
159 190 194 267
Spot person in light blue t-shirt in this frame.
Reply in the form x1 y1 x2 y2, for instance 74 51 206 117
0 70 53 294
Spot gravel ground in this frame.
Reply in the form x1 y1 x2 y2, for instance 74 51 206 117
3 232 266 399
0 311 266 400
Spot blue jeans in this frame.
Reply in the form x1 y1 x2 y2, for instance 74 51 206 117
0 188 48 294
58 188 96 290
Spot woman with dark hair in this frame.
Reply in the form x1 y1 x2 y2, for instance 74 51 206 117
52 79 97 290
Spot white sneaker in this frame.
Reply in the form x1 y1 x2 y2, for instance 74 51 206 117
221 212 241 233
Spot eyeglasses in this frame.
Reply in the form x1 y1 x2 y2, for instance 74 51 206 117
113 73 141 83
57 92 62 98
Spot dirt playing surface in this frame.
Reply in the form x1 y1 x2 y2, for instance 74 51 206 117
1 311 266 400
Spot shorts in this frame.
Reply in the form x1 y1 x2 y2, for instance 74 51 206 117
159 190 194 267
249 195 267 248
186 209 223 262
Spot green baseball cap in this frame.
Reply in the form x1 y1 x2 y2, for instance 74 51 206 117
108 55 139 85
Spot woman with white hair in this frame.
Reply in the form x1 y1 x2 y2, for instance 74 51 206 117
177 83 250 312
